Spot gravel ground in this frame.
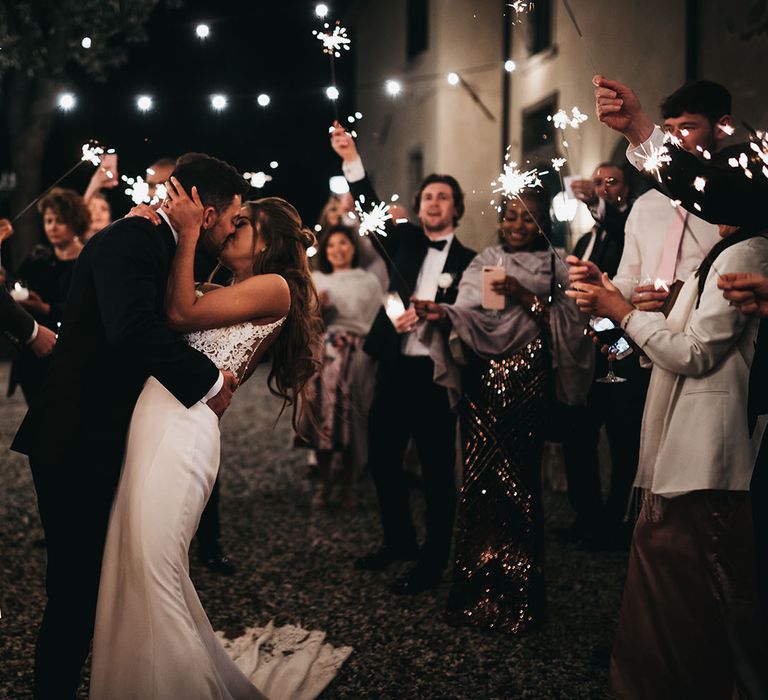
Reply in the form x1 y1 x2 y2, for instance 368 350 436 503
0 361 627 699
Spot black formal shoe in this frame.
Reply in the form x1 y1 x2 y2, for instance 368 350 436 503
354 546 419 571
389 565 442 595
199 553 236 576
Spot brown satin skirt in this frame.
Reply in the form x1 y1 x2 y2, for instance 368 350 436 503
609 490 768 700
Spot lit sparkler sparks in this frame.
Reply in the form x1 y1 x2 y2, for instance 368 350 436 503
638 143 672 182
122 175 150 205
693 176 707 192
81 142 105 166
121 175 166 205
244 171 273 189
548 107 588 130
551 157 567 172
491 162 542 199
313 22 351 58
354 194 392 238
507 1 534 19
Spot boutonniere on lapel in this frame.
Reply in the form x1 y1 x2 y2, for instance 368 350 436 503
437 272 455 291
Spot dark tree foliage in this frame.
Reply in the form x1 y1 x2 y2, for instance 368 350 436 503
0 0 177 267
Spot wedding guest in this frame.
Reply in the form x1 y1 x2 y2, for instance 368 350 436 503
9 188 86 404
84 193 112 243
574 73 768 698
414 188 592 634
297 224 382 509
317 192 389 291
561 163 642 548
331 121 476 595
565 81 730 545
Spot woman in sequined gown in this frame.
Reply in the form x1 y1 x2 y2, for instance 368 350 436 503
90 185 351 700
415 188 592 635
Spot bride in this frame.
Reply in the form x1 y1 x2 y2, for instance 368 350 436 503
89 180 349 699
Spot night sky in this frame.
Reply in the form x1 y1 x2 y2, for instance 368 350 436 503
35 0 355 227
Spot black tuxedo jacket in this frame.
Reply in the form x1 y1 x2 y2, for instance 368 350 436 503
573 200 631 278
349 175 476 362
1 286 35 346
12 216 219 466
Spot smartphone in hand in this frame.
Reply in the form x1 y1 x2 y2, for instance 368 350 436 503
589 316 633 359
481 266 505 310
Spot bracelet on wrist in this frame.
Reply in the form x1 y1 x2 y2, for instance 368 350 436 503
529 295 545 317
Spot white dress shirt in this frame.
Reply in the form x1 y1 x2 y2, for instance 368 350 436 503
612 188 720 300
157 207 223 402
341 156 455 357
402 233 454 357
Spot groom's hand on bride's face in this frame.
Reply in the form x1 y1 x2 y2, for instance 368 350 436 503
206 370 238 418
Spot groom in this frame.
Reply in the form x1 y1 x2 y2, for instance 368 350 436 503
12 152 249 699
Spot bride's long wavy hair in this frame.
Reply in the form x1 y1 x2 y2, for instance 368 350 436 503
244 197 323 431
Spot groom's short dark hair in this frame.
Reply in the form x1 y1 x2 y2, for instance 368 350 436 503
172 153 249 212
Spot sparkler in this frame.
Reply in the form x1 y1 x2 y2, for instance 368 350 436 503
313 17 351 121
121 173 166 205
491 161 542 199
507 1 534 23
551 157 567 172
548 107 588 130
491 160 569 273
11 141 108 224
353 194 392 238
313 22 350 58
244 171 273 189
637 142 672 182
351 194 412 289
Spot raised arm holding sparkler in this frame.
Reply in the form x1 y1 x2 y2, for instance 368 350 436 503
594 74 768 320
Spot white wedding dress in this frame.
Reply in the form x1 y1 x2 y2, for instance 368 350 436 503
90 309 351 700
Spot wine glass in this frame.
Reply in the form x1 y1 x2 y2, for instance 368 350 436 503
590 316 627 384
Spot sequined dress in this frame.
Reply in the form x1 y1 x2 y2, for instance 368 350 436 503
445 336 549 635
90 307 352 699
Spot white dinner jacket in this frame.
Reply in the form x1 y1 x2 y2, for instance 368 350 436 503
622 235 768 496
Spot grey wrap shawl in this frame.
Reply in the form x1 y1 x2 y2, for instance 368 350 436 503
418 245 594 409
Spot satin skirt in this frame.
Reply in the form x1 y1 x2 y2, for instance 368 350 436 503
90 377 350 700
609 490 768 699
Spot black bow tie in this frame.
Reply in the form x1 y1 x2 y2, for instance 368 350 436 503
425 237 448 251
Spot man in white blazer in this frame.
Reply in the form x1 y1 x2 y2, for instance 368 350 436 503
570 73 768 700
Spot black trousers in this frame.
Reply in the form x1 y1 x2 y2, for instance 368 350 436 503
29 452 121 700
367 355 457 571
561 358 650 533
752 433 768 638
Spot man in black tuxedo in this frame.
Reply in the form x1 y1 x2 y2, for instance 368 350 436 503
12 152 247 699
331 123 476 594
561 163 645 548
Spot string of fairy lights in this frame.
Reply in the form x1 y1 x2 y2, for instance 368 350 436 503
54 4 517 117
19 1 768 260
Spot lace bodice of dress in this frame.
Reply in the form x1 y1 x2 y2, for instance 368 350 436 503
183 291 286 381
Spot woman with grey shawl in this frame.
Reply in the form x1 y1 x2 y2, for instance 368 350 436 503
414 187 592 635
